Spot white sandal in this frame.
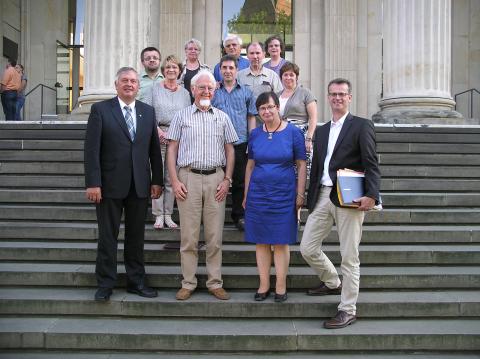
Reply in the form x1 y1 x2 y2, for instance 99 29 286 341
153 216 164 229
164 215 178 229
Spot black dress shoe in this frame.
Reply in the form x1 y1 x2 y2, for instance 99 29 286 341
235 218 245 231
127 284 158 298
254 290 270 301
274 292 288 302
94 287 112 302
307 282 342 296
324 310 357 329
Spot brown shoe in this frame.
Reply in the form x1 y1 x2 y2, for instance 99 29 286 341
307 282 342 296
208 287 230 300
324 310 357 329
175 288 193 301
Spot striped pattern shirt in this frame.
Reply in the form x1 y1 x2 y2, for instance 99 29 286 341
167 104 239 169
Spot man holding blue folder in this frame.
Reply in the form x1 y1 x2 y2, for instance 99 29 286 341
300 78 381 329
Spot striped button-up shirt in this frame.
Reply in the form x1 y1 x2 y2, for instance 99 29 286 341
167 104 239 169
212 82 257 145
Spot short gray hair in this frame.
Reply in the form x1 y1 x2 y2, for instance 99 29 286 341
184 38 202 52
191 70 215 88
223 34 242 47
115 67 139 82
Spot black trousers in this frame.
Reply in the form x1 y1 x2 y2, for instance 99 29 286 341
231 142 248 223
95 179 148 288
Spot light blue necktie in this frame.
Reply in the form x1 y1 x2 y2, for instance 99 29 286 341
124 105 135 141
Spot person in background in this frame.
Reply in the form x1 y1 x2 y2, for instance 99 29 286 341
84 67 163 302
137 47 163 102
144 55 190 229
243 92 306 303
167 70 238 301
277 62 318 176
179 38 211 103
212 55 257 231
213 34 250 82
0 58 21 121
237 42 283 101
300 78 381 329
14 64 27 121
263 35 287 76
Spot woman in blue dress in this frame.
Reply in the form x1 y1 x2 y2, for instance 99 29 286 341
243 92 307 302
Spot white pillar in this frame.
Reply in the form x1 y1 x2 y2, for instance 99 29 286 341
374 0 462 123
73 0 151 116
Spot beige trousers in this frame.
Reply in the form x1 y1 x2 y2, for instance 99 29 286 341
300 186 365 315
177 167 225 290
152 142 175 216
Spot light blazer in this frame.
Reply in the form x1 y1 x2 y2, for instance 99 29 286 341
84 97 163 199
307 113 381 211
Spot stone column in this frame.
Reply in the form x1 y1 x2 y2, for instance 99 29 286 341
373 0 462 124
72 0 151 117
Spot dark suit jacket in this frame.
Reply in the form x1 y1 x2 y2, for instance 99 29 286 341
307 113 381 211
84 97 163 199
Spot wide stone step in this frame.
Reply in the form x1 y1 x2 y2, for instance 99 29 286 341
1 317 478 351
1 205 479 225
377 142 480 154
0 150 83 162
380 165 480 178
0 353 477 359
2 189 480 208
0 175 84 188
0 287 478 319
0 162 84 175
378 153 480 165
0 139 84 150
1 242 478 266
1 221 479 244
1 263 479 289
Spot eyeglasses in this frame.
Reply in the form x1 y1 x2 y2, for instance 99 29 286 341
258 105 277 112
328 92 350 98
196 86 215 92
144 56 160 61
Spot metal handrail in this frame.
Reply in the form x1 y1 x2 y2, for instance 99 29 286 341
24 83 57 119
454 88 479 119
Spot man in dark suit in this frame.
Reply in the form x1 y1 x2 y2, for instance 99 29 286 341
84 66 163 301
300 78 381 329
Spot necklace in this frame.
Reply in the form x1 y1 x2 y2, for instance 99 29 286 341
265 121 282 140
163 82 178 92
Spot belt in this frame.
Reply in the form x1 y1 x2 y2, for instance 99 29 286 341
190 168 217 175
320 184 333 188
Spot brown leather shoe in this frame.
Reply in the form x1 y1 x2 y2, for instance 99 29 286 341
208 287 230 300
307 282 342 296
175 288 193 301
324 310 357 329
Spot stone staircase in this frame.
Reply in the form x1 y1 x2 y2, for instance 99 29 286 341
0 121 479 358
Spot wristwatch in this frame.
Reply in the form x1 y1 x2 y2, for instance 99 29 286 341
224 176 233 185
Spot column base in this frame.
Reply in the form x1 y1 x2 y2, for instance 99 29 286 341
69 92 116 121
372 96 476 124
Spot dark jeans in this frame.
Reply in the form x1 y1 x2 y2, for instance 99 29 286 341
231 142 248 223
1 90 18 121
15 96 25 121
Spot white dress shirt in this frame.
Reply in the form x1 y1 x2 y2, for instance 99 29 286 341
118 98 137 132
321 112 349 186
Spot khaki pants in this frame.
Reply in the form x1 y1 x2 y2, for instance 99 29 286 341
177 167 226 290
152 142 175 216
300 186 365 315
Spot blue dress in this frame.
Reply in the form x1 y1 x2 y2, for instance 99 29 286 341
245 123 307 245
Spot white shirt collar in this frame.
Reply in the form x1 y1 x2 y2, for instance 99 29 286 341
330 112 348 127
118 97 136 111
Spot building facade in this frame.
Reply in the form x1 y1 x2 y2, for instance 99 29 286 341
1 0 479 122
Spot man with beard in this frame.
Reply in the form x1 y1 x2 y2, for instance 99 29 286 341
167 70 238 301
137 47 163 102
